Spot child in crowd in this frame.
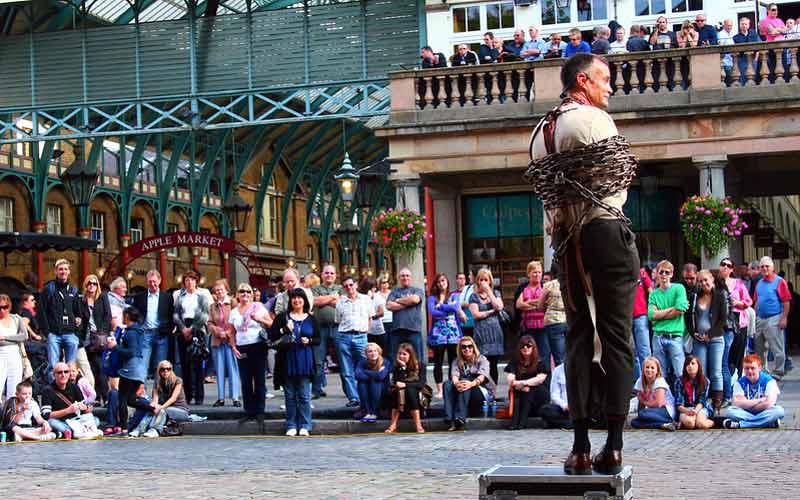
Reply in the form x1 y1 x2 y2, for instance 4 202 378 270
674 355 714 430
355 342 391 423
631 357 677 431
385 343 425 434
1 381 57 441
69 362 96 406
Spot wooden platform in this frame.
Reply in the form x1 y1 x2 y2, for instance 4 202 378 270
478 465 633 500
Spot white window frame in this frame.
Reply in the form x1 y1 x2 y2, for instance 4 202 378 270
0 197 14 232
166 223 179 257
131 218 144 244
261 174 279 244
46 204 62 234
305 245 313 261
91 211 105 249
200 228 211 260
451 1 516 34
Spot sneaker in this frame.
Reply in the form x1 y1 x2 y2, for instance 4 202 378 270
361 414 377 423
661 422 676 432
345 399 360 408
285 428 298 437
38 432 57 441
128 430 141 438
63 430 72 440
143 429 160 438
266 392 276 399
279 404 286 410
720 399 732 409
298 428 310 437
14 434 23 442
723 419 740 429
774 419 783 429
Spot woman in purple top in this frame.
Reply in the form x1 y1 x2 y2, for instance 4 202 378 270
427 273 464 399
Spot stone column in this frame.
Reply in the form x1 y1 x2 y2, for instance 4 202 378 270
429 186 459 282
693 155 728 269
392 172 428 362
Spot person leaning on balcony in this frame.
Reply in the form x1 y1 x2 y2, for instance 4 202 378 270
718 19 736 84
652 16 678 49
501 29 526 62
695 13 718 46
421 46 447 69
677 21 699 48
543 33 567 59
522 26 545 61
479 31 500 63
451 44 477 66
565 28 591 57
626 25 651 52
760 3 787 41
733 17 762 84
591 26 612 55
609 27 627 54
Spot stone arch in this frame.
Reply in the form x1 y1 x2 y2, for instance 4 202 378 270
131 200 158 242
166 206 190 260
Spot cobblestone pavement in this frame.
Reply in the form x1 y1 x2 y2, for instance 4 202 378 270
3 428 798 499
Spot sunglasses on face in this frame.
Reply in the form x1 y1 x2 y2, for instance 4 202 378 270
658 270 672 276
520 343 534 349
720 262 733 268
460 344 474 350
54 370 69 375
238 290 252 294
88 282 98 286
0 305 9 311
159 367 172 372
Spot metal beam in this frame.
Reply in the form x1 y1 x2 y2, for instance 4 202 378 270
115 0 156 24
254 123 302 245
156 132 191 233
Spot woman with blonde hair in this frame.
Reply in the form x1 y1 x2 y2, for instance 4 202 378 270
149 360 190 435
355 342 390 423
0 294 26 402
443 336 496 431
304 273 321 289
81 274 111 403
469 268 505 384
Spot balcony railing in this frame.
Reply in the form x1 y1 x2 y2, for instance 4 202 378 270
389 40 800 112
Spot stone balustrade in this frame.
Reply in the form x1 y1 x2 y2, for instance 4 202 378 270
389 40 800 113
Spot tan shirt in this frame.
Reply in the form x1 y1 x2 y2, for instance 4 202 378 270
530 102 627 237
542 279 566 326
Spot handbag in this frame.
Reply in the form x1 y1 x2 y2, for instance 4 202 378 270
419 384 434 409
66 413 101 439
187 335 211 361
498 309 513 327
88 331 109 353
19 343 33 381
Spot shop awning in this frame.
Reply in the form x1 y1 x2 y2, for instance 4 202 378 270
0 232 99 253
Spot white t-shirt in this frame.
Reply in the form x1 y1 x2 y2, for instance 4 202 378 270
230 302 267 346
733 378 780 400
370 293 386 335
609 40 627 54
181 292 199 320
634 376 676 419
15 400 42 427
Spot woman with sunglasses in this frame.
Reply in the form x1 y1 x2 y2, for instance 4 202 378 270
0 294 26 402
208 281 241 408
80 274 110 404
270 288 319 436
685 270 727 411
151 360 190 434
718 257 752 407
443 336 496 431
506 335 549 430
230 283 272 430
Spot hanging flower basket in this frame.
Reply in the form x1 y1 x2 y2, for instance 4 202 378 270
372 208 427 257
680 195 748 258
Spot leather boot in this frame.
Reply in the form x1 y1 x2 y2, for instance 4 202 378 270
592 446 623 475
711 390 723 412
564 452 592 475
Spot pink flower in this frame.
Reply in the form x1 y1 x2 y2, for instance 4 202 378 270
407 223 414 229
723 227 729 234
705 210 712 215
742 223 748 228
388 208 393 212
690 224 695 229
695 206 704 212
734 230 741 236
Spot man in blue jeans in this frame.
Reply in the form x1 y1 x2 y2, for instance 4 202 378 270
132 270 174 378
648 260 688 387
334 275 374 408
38 259 83 381
311 265 342 399
631 267 653 381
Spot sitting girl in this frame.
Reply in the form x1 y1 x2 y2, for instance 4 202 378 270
69 362 96 406
443 336 496 431
631 356 677 431
355 342 391 423
385 343 425 434
1 381 56 441
674 355 714 430
505 335 549 430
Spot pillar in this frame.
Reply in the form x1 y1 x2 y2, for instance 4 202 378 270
423 187 436 287
393 173 428 362
222 252 230 282
78 227 91 283
694 155 728 269
33 221 46 288
159 249 168 291
430 187 458 282
191 247 200 271
120 233 131 277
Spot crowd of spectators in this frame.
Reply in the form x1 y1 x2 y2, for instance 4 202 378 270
0 250 792 443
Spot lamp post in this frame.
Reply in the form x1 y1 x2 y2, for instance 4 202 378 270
222 190 253 233
60 144 99 282
334 152 359 203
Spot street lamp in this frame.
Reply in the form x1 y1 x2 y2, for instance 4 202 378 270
335 222 361 267
334 152 359 203
60 145 98 208
223 190 253 233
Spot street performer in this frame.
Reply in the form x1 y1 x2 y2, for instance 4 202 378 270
524 53 639 476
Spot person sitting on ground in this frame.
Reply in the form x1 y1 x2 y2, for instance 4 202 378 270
674 355 714 430
539 363 572 428
68 362 96 406
724 354 784 429
385 342 426 434
151 360 190 435
631 356 677 431
443 336 496 431
126 382 160 438
41 361 94 437
1 381 56 441
355 342 391 424
505 335 549 430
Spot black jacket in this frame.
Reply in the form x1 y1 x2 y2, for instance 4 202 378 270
685 288 728 340
132 290 175 337
269 312 321 389
81 292 113 341
38 280 82 338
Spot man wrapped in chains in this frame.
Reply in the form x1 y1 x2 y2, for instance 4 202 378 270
524 53 639 475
